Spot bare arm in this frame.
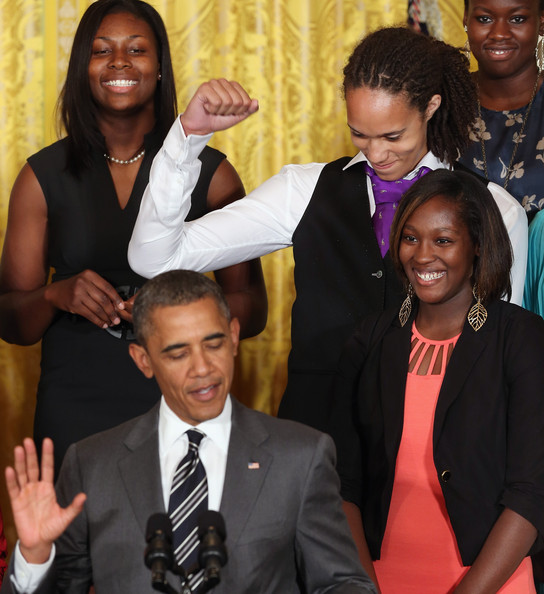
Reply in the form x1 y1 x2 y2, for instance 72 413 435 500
342 501 380 592
454 510 536 592
206 159 267 339
0 164 130 345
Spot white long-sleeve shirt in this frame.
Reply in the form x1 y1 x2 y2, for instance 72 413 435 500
129 117 528 305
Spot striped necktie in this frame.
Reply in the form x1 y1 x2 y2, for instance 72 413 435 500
168 429 208 589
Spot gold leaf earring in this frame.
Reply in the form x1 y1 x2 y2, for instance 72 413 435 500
463 25 471 61
535 35 544 73
467 285 487 331
399 284 414 327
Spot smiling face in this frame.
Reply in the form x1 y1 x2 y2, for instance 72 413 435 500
464 0 544 79
399 195 478 308
129 297 240 425
88 11 160 116
345 86 441 181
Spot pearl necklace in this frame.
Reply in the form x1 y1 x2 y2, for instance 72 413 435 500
104 148 145 165
477 72 540 191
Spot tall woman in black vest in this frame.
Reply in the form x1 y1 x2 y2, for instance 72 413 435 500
0 0 267 475
129 26 527 433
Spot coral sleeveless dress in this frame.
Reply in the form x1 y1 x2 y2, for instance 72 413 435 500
373 323 535 593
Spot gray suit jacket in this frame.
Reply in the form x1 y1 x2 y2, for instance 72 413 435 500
2 399 375 594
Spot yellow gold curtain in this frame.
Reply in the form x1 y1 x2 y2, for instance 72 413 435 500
0 0 464 547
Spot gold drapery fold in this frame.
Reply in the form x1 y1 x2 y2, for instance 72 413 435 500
0 0 464 546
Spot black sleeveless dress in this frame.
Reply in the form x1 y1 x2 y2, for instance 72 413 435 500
28 129 225 473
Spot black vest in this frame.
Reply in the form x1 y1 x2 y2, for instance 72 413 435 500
278 157 403 431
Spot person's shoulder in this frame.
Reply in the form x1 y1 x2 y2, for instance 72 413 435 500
492 299 541 320
27 137 69 164
233 400 329 448
276 155 356 180
484 302 544 379
198 144 226 163
487 299 544 336
485 180 526 215
453 160 488 185
349 305 400 348
27 138 70 179
329 155 358 168
529 208 544 232
70 405 159 461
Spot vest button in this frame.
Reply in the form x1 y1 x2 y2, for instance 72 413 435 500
441 470 451 482
371 270 383 279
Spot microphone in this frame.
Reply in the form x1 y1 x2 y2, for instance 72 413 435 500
145 513 174 592
197 511 228 590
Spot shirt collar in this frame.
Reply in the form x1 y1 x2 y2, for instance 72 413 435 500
159 394 232 456
343 150 448 178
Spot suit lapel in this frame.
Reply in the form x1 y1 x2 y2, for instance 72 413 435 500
377 303 493 459
380 316 412 462
433 316 489 449
118 404 165 537
219 399 273 548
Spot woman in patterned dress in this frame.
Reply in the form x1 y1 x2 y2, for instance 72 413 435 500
459 0 544 318
458 0 544 220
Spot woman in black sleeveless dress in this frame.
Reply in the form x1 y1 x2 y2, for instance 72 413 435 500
0 0 266 475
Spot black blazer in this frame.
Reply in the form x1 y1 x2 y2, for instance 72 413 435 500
331 299 544 565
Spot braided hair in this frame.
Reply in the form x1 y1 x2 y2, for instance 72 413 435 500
343 26 476 165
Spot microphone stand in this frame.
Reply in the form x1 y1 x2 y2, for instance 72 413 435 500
147 511 226 594
151 561 214 594
178 562 219 594
194 580 218 594
149 560 190 594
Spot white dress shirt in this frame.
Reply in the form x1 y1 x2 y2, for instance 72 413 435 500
129 117 528 304
11 396 233 593
159 395 231 511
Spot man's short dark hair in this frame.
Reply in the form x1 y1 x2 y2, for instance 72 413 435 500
133 270 231 346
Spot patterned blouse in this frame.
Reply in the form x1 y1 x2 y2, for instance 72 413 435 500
458 82 544 221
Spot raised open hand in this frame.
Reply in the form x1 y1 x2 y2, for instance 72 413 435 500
5 438 86 564
180 79 259 136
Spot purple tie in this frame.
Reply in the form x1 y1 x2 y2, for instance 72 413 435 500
364 164 431 257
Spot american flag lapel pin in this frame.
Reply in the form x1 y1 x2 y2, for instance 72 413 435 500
248 461 260 470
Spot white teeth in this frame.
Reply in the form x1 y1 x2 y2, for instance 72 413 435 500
417 271 445 281
489 49 510 55
196 386 212 394
104 80 137 86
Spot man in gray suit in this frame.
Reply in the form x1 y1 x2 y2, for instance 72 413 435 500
2 270 376 594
